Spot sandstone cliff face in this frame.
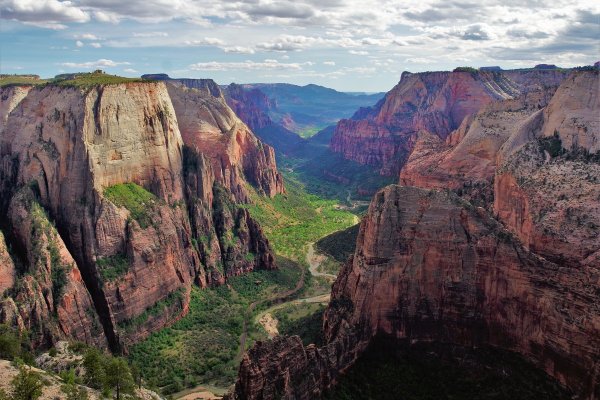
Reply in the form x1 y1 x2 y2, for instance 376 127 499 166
167 82 284 201
223 83 274 132
0 80 278 349
540 71 599 153
0 231 16 296
231 186 599 399
332 70 569 175
3 188 106 348
493 71 600 268
399 86 561 208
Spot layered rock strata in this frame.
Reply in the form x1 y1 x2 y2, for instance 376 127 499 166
230 185 599 399
332 69 568 175
0 80 279 349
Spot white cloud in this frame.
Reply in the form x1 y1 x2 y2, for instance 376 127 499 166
349 50 369 55
75 33 100 40
75 40 84 47
188 59 311 71
90 42 102 48
184 37 226 47
323 61 336 66
223 46 255 54
60 59 131 68
123 68 139 73
256 35 321 52
132 31 168 38
1 0 89 30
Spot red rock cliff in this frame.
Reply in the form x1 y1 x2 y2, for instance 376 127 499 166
230 185 599 399
0 80 278 349
332 70 568 175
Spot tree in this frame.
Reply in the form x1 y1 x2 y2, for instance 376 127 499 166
0 325 21 360
61 384 89 400
82 349 105 389
130 363 142 390
104 357 135 400
10 365 43 400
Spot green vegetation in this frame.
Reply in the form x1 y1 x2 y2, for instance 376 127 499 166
244 173 356 261
81 348 135 398
96 254 129 283
274 303 325 346
104 358 136 400
324 342 572 400
129 259 302 393
103 183 158 228
118 289 185 333
130 172 357 393
315 224 360 263
453 66 479 73
0 365 44 400
54 72 148 88
539 131 565 158
296 126 323 139
0 72 149 88
0 325 32 362
0 75 46 87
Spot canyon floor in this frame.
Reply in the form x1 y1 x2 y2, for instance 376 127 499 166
128 170 356 395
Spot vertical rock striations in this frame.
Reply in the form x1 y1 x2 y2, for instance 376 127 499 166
230 186 599 399
0 79 280 349
332 69 569 175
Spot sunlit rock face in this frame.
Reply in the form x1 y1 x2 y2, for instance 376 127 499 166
0 80 279 349
332 69 569 175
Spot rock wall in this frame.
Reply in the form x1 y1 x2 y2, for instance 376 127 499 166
230 185 599 399
0 80 279 349
332 69 569 175
167 82 284 201
223 83 274 132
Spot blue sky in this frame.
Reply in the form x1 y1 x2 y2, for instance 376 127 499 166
1 0 598 91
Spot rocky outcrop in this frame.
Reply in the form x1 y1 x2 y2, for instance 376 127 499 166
3 188 106 348
540 71 599 153
230 185 599 399
223 83 274 132
0 79 278 349
167 82 284 201
491 71 600 267
399 84 563 208
0 230 16 296
332 69 569 175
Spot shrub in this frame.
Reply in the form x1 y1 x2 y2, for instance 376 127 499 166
103 183 158 229
0 325 22 360
9 366 43 400
96 254 129 283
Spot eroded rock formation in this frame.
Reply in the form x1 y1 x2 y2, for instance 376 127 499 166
332 69 569 175
230 185 599 399
229 70 599 400
0 80 279 349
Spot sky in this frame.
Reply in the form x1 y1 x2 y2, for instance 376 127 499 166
0 0 599 92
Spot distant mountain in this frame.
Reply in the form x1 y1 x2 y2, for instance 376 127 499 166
237 83 384 138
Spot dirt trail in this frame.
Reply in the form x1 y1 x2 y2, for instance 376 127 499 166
237 262 306 360
307 242 337 279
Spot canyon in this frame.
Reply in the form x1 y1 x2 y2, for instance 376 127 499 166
228 69 600 399
0 75 283 351
0 65 597 400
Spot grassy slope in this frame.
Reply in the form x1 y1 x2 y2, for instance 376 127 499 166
0 72 149 88
244 172 356 261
